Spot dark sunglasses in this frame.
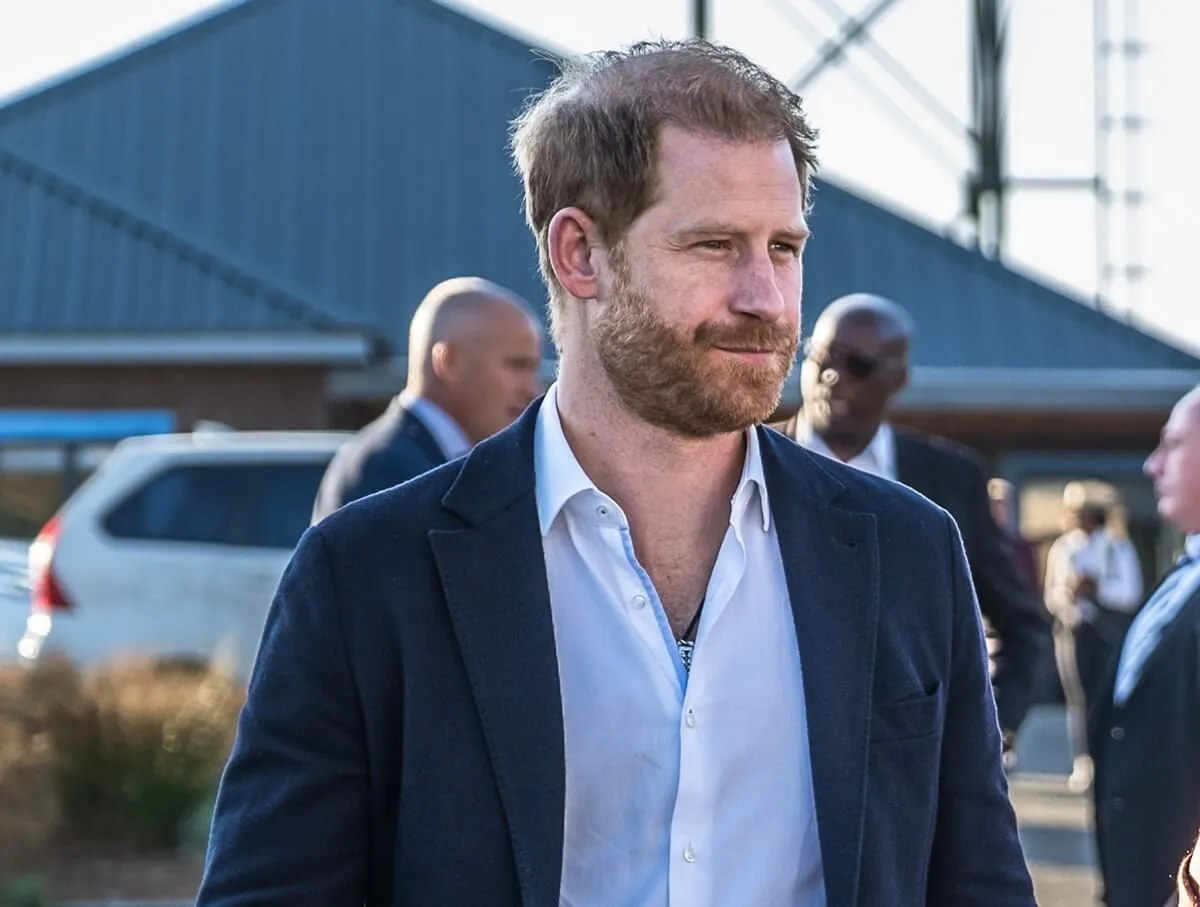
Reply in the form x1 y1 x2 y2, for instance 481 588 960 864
802 338 886 380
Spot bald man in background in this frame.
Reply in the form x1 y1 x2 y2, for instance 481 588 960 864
785 293 1047 751
312 277 543 523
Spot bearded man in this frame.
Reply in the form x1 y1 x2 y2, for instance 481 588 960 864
197 39 1034 907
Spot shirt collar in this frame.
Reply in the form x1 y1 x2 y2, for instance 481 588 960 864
795 417 895 480
398 391 471 459
1186 534 1200 561
534 382 770 536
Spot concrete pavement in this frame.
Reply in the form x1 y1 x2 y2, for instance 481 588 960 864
1011 705 1100 905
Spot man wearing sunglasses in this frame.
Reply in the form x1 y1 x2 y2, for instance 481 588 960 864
785 293 1047 755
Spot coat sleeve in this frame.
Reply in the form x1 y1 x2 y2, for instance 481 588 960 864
927 510 1038 906
958 454 1047 736
196 526 369 905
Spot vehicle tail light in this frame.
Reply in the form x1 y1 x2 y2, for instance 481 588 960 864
30 516 72 612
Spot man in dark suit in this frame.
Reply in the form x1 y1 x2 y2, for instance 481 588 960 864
1090 385 1200 907
311 277 543 522
200 40 1034 905
785 294 1047 751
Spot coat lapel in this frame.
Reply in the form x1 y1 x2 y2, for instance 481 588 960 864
1122 579 1200 706
398 404 451 465
760 428 881 907
429 401 564 907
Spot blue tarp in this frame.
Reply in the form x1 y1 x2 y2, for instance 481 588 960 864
0 410 175 443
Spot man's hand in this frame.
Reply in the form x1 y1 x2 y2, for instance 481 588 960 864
1054 603 1083 631
1068 574 1098 601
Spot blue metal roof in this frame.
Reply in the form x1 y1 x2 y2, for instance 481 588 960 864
0 0 1195 373
0 144 354 334
0 0 556 346
803 180 1200 370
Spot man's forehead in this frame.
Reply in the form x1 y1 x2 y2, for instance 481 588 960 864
1169 391 1200 437
816 312 899 347
651 130 805 210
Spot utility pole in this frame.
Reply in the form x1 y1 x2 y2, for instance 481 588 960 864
967 0 1006 259
692 0 708 39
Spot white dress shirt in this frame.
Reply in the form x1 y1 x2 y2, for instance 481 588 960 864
1113 535 1200 705
398 391 471 459
1044 527 1144 624
794 419 896 481
534 383 825 907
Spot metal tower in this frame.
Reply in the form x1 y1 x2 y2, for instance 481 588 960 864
731 0 1146 316
1095 0 1147 315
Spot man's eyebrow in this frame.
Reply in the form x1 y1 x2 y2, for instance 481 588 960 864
670 221 812 243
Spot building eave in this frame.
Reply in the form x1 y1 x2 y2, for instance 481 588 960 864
0 333 379 366
892 367 1200 412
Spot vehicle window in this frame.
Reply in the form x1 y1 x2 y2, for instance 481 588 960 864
103 465 245 545
102 459 330 550
239 462 328 549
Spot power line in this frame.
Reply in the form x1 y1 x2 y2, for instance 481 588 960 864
805 0 973 143
766 0 963 174
789 0 903 91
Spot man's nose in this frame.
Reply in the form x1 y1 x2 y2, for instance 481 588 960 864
731 254 787 321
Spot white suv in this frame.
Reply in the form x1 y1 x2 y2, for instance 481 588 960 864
17 427 351 677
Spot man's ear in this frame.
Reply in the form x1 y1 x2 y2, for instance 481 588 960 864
430 340 456 384
547 207 603 301
889 362 909 396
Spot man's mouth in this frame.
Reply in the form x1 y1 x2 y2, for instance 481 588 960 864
715 346 779 363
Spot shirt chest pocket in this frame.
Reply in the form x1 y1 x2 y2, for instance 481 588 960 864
869 685 943 743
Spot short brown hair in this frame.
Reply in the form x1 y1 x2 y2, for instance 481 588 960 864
510 40 819 341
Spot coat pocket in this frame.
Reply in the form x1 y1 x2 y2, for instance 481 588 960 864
870 685 943 743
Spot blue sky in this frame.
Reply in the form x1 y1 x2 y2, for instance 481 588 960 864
2 0 1196 353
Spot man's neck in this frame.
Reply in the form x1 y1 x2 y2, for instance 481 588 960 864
554 369 745 538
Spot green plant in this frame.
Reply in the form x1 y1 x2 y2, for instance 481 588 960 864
0 659 70 882
1 873 48 907
53 658 244 848
0 654 243 859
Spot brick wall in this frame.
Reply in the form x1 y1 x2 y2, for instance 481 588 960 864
0 365 330 430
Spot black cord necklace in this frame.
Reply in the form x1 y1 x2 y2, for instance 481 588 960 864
676 596 705 673
677 596 705 644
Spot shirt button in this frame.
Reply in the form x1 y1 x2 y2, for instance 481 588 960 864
1112 797 1125 811
1110 726 1125 741
631 594 647 610
596 504 610 518
684 710 696 728
683 845 696 863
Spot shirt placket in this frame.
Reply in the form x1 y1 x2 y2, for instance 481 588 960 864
668 681 713 907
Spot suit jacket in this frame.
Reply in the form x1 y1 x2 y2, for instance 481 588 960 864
311 399 446 523
890 428 1048 735
1090 572 1200 907
199 402 1035 907
782 416 1047 735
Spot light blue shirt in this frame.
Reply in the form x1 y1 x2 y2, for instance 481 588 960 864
534 382 826 907
1113 535 1200 705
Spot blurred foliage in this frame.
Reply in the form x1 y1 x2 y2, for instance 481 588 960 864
0 654 243 883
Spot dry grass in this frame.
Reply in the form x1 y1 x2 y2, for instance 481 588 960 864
0 655 244 886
